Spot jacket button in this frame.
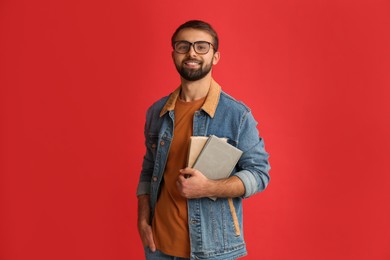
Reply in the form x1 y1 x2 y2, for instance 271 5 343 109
151 143 157 149
152 176 158 182
160 141 165 146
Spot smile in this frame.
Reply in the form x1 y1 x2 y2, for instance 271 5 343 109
184 60 201 67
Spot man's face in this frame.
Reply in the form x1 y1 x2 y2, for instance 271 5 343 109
172 28 220 81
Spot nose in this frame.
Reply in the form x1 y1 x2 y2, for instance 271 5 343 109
188 44 197 57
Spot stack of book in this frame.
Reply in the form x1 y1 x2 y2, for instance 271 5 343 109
187 135 243 200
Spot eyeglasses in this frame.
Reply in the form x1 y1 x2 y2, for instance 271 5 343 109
173 41 215 54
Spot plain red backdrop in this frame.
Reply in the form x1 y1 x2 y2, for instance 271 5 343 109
1 0 389 259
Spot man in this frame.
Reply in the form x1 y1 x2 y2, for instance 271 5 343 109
137 20 270 260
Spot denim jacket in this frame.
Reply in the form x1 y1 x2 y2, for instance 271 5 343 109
137 79 270 260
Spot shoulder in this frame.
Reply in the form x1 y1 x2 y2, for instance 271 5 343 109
145 93 171 119
219 90 251 114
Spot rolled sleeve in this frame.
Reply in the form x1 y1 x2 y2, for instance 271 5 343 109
136 182 151 196
136 108 156 197
234 170 259 198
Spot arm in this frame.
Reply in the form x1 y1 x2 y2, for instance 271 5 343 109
137 195 156 252
177 110 270 199
177 168 245 199
233 111 270 198
136 108 157 251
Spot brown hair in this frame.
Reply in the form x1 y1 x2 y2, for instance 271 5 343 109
171 20 219 51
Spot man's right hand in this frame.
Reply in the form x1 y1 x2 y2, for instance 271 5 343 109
137 195 156 252
138 222 156 252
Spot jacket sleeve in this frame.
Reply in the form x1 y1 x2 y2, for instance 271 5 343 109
234 110 270 198
136 109 154 196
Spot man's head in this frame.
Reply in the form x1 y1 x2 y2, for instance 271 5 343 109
171 20 220 82
171 20 219 52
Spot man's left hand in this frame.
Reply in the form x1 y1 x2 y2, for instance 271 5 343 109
176 168 214 199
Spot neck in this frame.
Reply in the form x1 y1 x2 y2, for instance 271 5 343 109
180 73 212 102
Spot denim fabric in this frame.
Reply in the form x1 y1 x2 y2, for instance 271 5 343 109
144 247 240 260
137 81 270 260
144 247 190 260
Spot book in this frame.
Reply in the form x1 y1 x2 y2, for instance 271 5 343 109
188 135 243 200
187 136 229 167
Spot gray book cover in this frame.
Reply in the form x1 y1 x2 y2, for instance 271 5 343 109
192 135 243 181
187 136 228 168
192 135 243 200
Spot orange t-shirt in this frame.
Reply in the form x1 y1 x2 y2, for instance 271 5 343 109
152 96 206 258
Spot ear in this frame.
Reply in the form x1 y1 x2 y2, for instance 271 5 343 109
212 51 220 65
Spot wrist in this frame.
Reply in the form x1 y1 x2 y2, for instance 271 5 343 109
138 218 150 228
205 179 218 197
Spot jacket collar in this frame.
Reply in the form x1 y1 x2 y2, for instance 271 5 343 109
159 79 221 118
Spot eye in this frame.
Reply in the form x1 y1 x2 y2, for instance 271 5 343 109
195 42 209 52
175 42 190 52
177 45 187 50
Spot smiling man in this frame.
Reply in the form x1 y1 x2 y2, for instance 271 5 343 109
137 20 270 260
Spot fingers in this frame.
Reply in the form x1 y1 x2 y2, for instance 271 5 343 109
177 174 186 182
179 167 201 176
176 173 188 198
146 231 156 252
178 168 193 180
179 167 196 174
140 224 156 252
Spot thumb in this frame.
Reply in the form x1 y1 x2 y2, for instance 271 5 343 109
147 234 156 252
179 168 194 178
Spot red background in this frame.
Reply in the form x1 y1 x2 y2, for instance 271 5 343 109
1 0 390 259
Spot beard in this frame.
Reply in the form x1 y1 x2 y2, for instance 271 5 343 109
175 59 213 81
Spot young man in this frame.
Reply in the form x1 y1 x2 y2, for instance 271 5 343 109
137 20 270 260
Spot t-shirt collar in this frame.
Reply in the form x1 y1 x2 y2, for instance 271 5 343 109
159 78 221 118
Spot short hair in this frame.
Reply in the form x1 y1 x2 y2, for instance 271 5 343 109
171 20 219 52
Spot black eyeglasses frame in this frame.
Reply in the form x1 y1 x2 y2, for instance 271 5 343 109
173 40 216 55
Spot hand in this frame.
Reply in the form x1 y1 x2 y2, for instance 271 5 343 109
138 222 156 252
176 167 213 199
